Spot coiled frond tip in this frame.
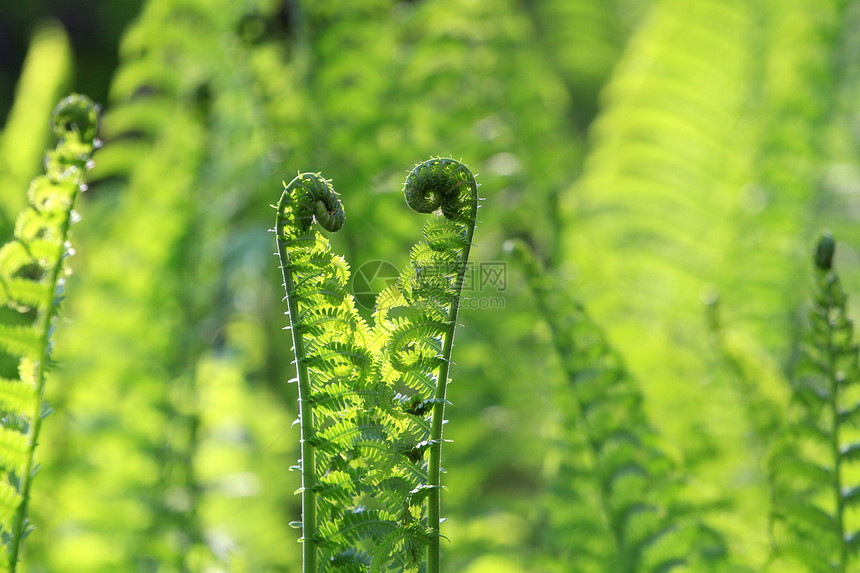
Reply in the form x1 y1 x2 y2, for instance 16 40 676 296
815 231 835 271
50 93 100 143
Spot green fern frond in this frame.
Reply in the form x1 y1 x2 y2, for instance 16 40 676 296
554 1 854 559
767 232 860 573
507 239 728 573
371 157 479 572
30 2 219 563
0 94 99 572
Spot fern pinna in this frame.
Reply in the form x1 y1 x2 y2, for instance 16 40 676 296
0 94 98 571
768 232 860 572
275 158 478 572
507 240 728 572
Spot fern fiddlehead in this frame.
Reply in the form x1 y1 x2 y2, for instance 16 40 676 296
767 231 860 573
379 158 479 572
0 94 99 571
413 159 477 573
290 174 346 233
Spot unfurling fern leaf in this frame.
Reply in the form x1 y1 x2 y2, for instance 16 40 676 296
276 159 478 573
767 232 860 573
373 157 479 572
277 172 417 573
507 240 729 573
0 94 99 572
276 172 380 573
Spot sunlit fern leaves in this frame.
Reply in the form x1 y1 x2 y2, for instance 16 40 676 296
556 0 853 561
0 94 98 572
373 158 479 572
28 1 341 569
277 160 477 572
562 0 757 400
547 14 764 552
767 233 860 573
508 240 730 573
725 0 850 355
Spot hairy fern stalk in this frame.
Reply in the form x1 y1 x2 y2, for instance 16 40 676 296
0 94 99 571
768 232 860 573
275 158 478 572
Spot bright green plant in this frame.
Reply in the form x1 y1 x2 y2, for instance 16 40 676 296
7 1 860 572
275 158 478 572
767 232 860 572
0 94 98 572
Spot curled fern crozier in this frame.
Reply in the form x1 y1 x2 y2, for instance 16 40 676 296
404 157 478 224
382 157 479 572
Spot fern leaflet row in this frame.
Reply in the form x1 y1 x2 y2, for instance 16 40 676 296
0 94 99 572
768 232 860 573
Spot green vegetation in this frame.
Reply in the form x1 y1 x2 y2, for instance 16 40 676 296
767 232 860 573
3 0 860 571
507 239 728 573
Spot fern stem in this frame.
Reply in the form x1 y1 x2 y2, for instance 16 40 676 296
8 208 73 571
824 274 846 573
425 170 478 573
426 323 454 573
813 233 847 572
276 195 317 573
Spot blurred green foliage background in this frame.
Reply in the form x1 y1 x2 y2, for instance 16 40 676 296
3 0 860 571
